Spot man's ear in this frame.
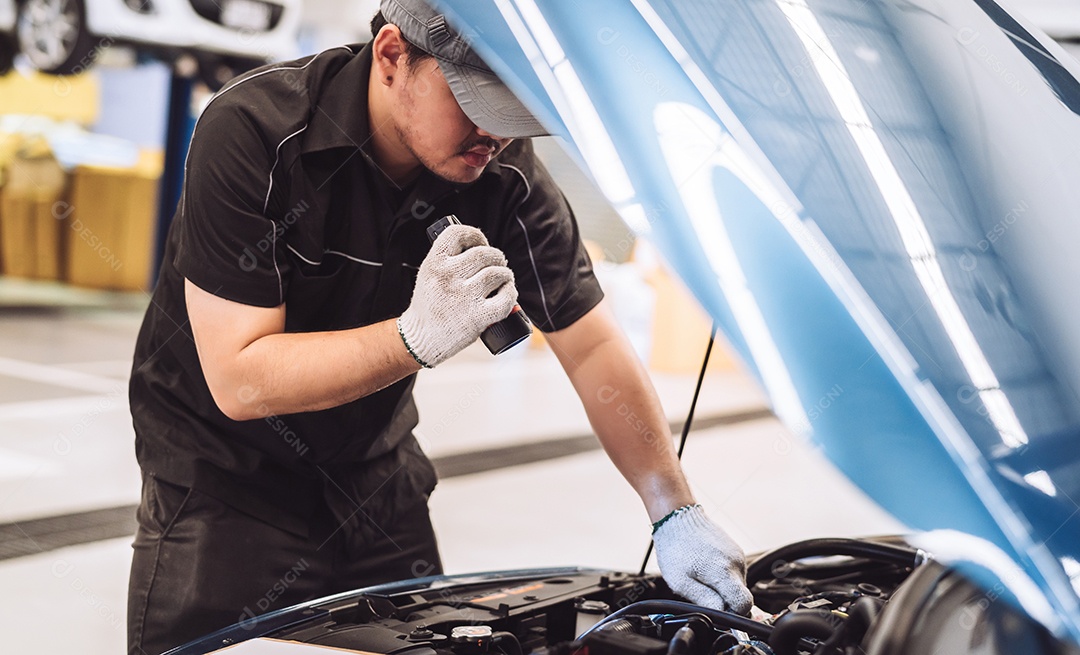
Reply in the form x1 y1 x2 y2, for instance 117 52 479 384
372 24 407 85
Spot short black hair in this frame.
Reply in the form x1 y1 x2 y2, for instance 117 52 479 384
370 10 432 66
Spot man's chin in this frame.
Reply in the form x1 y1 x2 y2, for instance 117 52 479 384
429 162 487 185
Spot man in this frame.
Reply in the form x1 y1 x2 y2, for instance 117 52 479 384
127 1 752 652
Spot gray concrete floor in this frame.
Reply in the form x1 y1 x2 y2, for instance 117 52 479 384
0 276 903 654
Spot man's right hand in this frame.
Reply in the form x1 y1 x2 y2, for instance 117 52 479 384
652 504 753 615
397 224 518 368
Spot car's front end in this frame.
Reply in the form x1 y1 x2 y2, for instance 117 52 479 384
169 537 1080 655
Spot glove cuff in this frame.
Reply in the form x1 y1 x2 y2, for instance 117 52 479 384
652 504 709 537
396 315 434 369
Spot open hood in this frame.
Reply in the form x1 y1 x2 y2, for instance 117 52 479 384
431 0 1080 642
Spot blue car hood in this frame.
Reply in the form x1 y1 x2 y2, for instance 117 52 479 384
433 0 1080 643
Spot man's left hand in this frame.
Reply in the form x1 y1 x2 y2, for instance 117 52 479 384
652 504 754 615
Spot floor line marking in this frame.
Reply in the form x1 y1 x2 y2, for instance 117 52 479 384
0 396 126 422
0 357 125 394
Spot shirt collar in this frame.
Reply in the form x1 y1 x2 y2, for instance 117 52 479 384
303 43 377 156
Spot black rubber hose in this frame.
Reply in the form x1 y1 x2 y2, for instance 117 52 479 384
667 626 695 655
579 600 772 642
843 596 882 645
768 611 840 655
747 538 921 586
594 619 637 634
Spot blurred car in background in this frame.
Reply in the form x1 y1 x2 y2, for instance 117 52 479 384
0 0 300 86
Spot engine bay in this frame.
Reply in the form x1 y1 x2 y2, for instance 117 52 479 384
210 537 934 655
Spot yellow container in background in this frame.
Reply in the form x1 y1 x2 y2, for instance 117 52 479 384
0 70 99 125
0 142 68 280
66 150 162 291
647 265 737 374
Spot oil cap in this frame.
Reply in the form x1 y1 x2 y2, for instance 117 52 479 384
574 599 611 638
450 625 492 653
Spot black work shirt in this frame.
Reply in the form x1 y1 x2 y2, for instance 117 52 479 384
129 44 604 536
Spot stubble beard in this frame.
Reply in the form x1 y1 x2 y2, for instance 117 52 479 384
394 119 508 185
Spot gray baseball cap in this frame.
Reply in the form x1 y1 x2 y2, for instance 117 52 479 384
379 0 548 138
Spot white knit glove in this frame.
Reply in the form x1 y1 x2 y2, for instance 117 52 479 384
397 224 517 368
652 504 753 615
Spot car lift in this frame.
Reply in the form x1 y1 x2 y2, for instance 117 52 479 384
153 68 196 280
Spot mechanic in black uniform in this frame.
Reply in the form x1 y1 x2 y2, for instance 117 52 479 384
126 1 752 653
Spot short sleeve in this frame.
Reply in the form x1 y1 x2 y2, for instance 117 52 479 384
173 100 292 308
493 145 604 332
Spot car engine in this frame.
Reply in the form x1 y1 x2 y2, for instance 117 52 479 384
222 537 929 655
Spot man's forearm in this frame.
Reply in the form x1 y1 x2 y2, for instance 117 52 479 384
550 305 753 614
186 224 516 422
571 340 694 522
547 305 694 523
213 319 421 420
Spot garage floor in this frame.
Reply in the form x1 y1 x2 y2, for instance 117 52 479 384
0 277 903 654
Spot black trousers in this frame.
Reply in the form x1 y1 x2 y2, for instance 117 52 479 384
127 473 442 655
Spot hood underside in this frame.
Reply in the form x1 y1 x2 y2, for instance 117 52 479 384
432 0 1080 642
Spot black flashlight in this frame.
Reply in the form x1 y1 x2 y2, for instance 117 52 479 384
427 215 533 355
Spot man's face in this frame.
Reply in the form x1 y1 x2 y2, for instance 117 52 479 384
391 54 513 184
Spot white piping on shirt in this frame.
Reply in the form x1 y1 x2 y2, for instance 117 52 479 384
324 250 383 267
286 244 383 268
181 45 355 304
265 125 310 300
263 125 309 215
497 163 555 328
